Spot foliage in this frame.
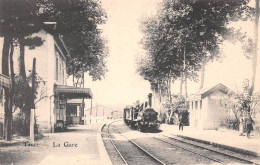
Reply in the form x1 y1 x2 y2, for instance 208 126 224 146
162 95 189 124
138 0 252 99
220 79 260 130
12 112 39 135
219 118 239 130
12 73 41 113
0 0 44 38
39 0 108 80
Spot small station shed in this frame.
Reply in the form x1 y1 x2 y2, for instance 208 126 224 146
187 83 232 130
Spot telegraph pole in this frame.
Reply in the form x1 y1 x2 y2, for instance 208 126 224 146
30 58 36 144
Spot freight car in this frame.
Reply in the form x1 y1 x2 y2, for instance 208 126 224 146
123 93 159 132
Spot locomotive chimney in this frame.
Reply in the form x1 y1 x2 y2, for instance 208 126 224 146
148 93 152 107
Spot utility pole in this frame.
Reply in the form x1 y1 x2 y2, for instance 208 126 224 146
30 58 36 144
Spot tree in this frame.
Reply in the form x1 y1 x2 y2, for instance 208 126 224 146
1 0 107 137
39 0 108 81
220 79 260 131
138 0 252 126
138 0 252 96
0 0 46 138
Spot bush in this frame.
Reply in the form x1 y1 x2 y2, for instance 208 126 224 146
13 112 27 136
13 112 39 136
219 118 239 130
158 113 167 123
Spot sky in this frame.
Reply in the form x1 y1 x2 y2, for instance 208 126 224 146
76 0 161 107
77 0 260 107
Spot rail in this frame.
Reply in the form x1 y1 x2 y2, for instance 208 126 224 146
104 120 166 165
154 135 260 165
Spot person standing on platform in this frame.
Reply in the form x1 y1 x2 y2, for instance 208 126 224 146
178 114 184 131
239 115 245 136
245 112 255 139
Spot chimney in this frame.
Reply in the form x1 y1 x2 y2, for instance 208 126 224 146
148 93 152 107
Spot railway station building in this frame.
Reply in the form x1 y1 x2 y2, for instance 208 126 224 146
0 22 93 133
187 83 232 130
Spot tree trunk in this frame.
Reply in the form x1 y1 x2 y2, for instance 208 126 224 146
18 37 26 80
200 62 205 90
180 75 183 95
159 81 162 103
2 36 12 76
168 76 172 103
8 42 15 141
158 82 161 117
18 36 31 136
184 73 187 98
250 0 259 96
168 108 174 124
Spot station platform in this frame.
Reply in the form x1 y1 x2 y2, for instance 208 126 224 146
160 124 260 157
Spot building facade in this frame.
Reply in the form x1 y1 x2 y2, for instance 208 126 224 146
188 83 232 130
0 24 92 134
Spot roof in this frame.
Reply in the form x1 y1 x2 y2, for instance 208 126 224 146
54 85 93 99
188 83 232 100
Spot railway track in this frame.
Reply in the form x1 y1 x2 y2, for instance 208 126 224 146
103 121 260 164
102 121 165 165
153 135 260 165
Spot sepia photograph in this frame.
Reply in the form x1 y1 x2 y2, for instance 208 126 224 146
0 0 260 164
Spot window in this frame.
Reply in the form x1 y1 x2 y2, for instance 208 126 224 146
59 62 62 81
200 100 203 109
55 57 58 81
195 101 198 109
62 62 64 84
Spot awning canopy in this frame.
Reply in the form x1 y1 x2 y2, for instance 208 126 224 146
54 85 93 99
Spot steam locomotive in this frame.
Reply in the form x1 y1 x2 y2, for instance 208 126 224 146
123 93 159 132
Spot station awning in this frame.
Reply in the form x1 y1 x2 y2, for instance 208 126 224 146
54 85 93 99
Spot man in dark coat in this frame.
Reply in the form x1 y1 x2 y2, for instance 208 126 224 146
178 114 184 131
245 113 255 139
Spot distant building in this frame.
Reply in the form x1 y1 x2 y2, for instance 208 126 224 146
187 83 232 130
